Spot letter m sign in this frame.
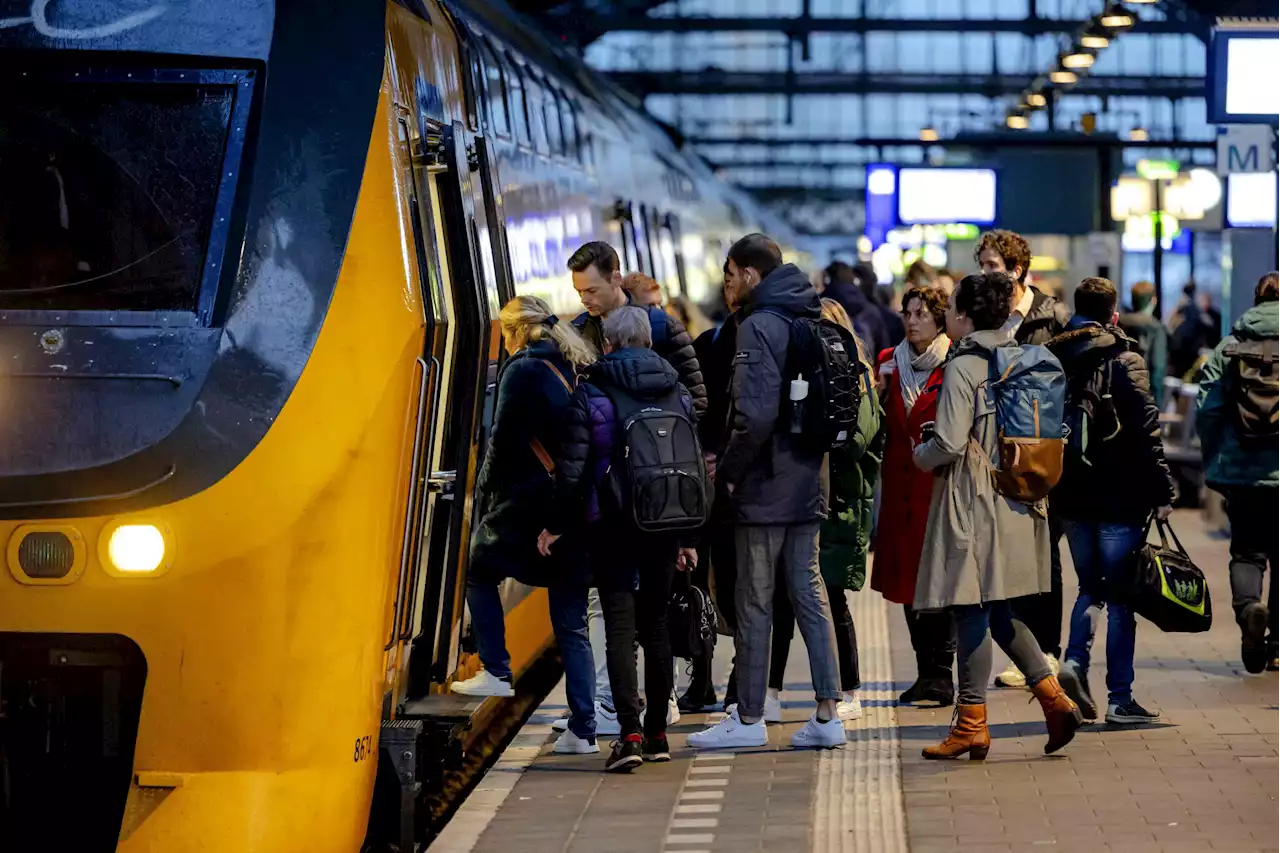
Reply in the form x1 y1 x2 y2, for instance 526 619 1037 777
1218 125 1278 176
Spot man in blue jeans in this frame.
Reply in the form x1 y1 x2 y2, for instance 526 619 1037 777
1047 277 1175 724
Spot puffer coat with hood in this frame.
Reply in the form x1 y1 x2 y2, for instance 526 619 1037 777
717 262 829 525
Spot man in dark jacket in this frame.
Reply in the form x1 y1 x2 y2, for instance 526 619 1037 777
1197 272 1280 674
548 306 699 773
687 233 846 751
1118 280 1169 408
823 261 890 354
976 229 1072 685
855 261 905 348
568 240 707 416
1048 278 1174 726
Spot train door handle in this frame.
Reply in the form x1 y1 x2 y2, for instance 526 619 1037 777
427 470 457 498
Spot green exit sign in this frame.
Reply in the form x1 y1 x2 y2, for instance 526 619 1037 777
1137 159 1181 180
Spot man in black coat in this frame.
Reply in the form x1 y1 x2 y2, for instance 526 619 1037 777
976 229 1072 686
568 240 707 416
823 260 889 354
1048 277 1174 725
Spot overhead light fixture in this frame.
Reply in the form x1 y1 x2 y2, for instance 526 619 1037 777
1100 6 1135 28
1063 51 1096 68
1129 127 1150 142
1049 69 1079 84
1127 0 1156 4
1026 92 1048 108
1081 33 1111 49
1007 114 1030 130
920 127 939 142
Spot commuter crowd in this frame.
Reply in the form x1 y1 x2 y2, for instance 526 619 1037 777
452 228 1280 773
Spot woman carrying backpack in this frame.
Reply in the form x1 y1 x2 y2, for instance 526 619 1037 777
913 273 1082 761
452 296 603 756
765 298 885 722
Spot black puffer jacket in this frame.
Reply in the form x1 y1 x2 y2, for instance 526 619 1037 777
1016 286 1073 345
1047 322 1175 523
718 263 829 525
470 340 586 586
573 295 707 417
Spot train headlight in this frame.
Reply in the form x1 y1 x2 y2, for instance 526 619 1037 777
101 522 172 576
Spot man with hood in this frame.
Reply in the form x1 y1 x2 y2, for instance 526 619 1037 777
1197 272 1280 674
976 229 1072 688
1047 278 1174 726
688 233 845 751
855 261 905 349
823 260 889 354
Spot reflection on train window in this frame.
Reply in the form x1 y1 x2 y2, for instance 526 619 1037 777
525 73 549 155
0 83 232 313
504 55 531 148
562 99 580 162
544 89 564 157
481 43 509 139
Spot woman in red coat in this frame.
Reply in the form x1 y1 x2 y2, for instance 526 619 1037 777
871 284 955 705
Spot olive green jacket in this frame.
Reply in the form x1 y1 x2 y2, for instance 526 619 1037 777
819 362 886 590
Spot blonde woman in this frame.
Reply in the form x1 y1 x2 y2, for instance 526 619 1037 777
764 298 885 722
452 296 602 755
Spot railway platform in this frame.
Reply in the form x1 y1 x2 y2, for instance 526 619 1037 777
433 509 1279 853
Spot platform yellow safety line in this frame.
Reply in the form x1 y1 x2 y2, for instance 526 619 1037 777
813 589 909 853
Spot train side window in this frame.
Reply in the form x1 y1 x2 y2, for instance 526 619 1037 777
562 98 581 162
524 72 548 155
544 86 564 157
503 54 531 148
480 44 510 139
459 35 482 132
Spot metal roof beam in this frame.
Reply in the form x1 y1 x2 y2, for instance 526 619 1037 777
690 134 1217 149
607 71 1204 98
590 15 1198 35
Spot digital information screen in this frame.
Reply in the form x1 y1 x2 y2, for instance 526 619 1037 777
1226 172 1278 228
897 168 998 226
1209 27 1280 124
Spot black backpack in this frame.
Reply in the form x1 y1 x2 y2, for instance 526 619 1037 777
1063 356 1120 475
1223 337 1278 447
668 575 716 661
603 385 710 533
763 311 861 455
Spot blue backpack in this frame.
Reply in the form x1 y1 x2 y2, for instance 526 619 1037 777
981 344 1067 503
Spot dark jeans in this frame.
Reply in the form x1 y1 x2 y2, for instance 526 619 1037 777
466 574 596 739
1062 519 1145 705
771 578 860 692
1226 486 1280 652
598 549 677 739
953 601 1052 706
1010 511 1065 659
904 605 955 683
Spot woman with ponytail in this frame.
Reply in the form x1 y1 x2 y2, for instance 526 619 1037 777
452 296 602 755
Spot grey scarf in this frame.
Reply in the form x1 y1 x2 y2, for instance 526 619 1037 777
893 335 950 414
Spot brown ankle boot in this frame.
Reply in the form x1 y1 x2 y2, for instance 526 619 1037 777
1031 674 1083 754
922 703 990 761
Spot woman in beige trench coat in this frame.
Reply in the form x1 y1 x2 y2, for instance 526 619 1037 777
912 272 1082 761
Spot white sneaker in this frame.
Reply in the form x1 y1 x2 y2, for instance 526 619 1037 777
551 716 569 733
595 701 621 736
836 691 863 721
449 669 514 697
667 696 681 727
687 706 768 749
791 714 846 749
764 688 783 724
993 663 1026 689
553 729 599 755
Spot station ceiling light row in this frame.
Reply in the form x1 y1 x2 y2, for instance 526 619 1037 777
1004 1 1154 131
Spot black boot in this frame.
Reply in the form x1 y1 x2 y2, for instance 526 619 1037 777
678 657 718 712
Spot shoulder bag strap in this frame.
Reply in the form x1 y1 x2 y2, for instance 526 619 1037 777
529 359 574 477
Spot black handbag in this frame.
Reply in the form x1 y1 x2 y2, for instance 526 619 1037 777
1131 517 1212 633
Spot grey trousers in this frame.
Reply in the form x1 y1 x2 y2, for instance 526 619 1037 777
734 523 841 721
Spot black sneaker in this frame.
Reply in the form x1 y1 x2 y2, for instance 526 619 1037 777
604 738 643 773
1241 602 1269 674
1058 659 1097 720
1105 700 1160 725
642 735 671 762
678 685 718 713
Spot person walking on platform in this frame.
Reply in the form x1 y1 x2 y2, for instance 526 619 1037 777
564 241 706 735
455 296 602 756
915 273 1082 761
766 298 884 722
872 284 955 706
546 307 701 773
1048 278 1175 724
1197 272 1280 674
975 229 1071 688
688 233 846 750
1118 280 1169 409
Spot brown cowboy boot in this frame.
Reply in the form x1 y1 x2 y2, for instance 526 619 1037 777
1031 674 1083 754
922 704 990 761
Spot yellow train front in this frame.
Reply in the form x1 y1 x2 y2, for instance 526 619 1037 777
0 1 796 849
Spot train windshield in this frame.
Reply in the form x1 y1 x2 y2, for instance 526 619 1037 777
0 77 238 315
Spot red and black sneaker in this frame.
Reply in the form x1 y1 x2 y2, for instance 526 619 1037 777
642 735 671 762
604 735 643 773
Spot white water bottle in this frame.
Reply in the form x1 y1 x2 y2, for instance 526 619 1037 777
789 373 808 434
